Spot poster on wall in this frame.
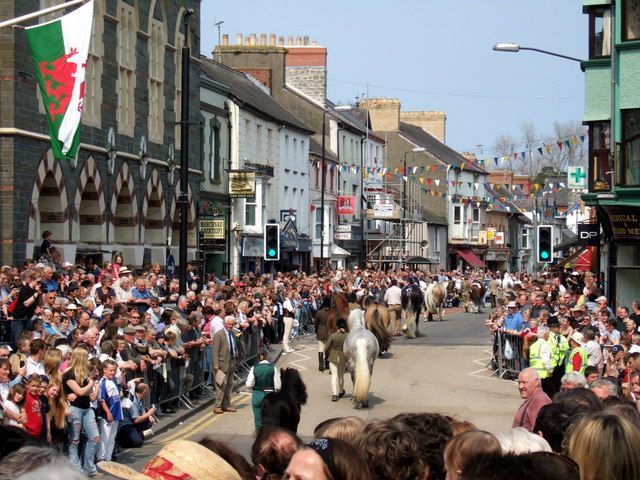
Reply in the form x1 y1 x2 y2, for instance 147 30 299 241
487 227 496 241
337 196 356 215
495 231 504 245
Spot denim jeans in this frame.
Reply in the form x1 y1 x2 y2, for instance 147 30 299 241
69 405 100 475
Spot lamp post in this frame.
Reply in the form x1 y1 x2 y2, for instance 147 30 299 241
492 43 584 63
402 147 426 261
319 105 351 274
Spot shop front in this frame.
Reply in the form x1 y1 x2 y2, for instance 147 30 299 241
598 204 640 308
280 220 312 273
199 217 227 277
485 248 510 273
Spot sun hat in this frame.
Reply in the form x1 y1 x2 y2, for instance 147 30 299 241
99 439 241 480
595 296 608 303
66 304 78 310
119 266 132 275
507 301 518 308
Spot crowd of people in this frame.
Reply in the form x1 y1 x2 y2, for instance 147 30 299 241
0 252 639 479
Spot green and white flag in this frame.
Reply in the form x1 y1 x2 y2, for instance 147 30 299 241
25 0 93 160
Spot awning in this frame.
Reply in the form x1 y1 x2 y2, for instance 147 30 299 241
454 248 486 268
331 245 351 257
557 247 593 271
406 256 435 265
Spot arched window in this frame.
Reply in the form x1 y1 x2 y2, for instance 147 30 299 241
83 0 104 128
148 0 166 144
116 0 137 136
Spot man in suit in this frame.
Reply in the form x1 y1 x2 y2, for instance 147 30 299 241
212 316 238 414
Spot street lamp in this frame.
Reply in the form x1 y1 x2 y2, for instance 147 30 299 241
492 43 584 63
319 105 351 274
402 147 426 261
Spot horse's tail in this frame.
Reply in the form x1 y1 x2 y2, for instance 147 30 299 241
352 337 371 406
371 308 392 353
404 299 416 339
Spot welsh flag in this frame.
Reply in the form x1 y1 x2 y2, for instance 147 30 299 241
25 0 93 160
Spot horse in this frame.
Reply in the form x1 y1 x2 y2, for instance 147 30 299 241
424 282 446 322
261 367 308 434
326 293 350 338
401 283 423 339
361 296 393 355
344 308 379 408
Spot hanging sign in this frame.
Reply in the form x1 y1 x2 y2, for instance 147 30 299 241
337 196 356 215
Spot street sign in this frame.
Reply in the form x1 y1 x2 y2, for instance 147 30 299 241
334 232 352 240
568 166 587 189
335 225 352 232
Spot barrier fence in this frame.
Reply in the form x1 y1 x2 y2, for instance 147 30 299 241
491 331 527 379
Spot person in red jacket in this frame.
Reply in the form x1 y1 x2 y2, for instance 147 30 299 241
23 373 43 438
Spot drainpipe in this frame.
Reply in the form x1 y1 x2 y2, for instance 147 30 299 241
225 102 232 277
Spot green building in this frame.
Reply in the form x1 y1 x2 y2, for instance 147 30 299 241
582 0 640 307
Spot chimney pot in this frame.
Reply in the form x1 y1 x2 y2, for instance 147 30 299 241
278 35 285 46
236 33 242 45
222 34 229 46
245 35 250 46
260 33 267 46
303 35 309 45
296 36 302 45
250 34 257 46
269 34 276 46
288 36 293 45
311 40 318 46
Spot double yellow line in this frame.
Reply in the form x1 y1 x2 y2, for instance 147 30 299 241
152 394 251 445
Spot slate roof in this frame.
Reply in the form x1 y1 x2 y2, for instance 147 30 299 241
200 57 314 134
399 122 486 174
309 137 339 162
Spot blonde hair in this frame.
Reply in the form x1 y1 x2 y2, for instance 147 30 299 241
444 430 502 480
43 348 62 381
449 419 477 436
318 416 366 443
63 347 89 385
47 378 68 430
565 414 640 480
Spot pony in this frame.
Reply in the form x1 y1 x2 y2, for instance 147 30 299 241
462 280 485 314
261 367 308 434
401 282 423 338
361 295 393 355
344 308 379 408
424 282 446 322
326 293 350 338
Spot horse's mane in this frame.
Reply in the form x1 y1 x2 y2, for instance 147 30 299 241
261 368 307 434
280 367 308 406
332 293 349 313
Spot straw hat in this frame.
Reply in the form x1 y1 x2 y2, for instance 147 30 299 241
99 439 241 480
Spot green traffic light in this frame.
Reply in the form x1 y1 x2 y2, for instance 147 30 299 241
268 248 277 257
540 251 550 260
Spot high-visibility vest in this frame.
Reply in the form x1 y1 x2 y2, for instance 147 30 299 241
529 339 550 379
565 347 588 374
549 333 570 368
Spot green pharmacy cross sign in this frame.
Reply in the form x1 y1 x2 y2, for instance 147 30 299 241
568 166 587 189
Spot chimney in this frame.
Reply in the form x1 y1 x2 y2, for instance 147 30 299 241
222 34 229 46
278 35 285 46
269 34 276 46
284 39 328 105
236 33 242 45
244 35 250 46
358 98 401 132
400 111 447 142
260 33 267 46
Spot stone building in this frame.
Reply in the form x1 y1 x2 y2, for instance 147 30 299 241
0 0 202 268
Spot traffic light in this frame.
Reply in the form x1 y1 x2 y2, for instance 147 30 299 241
263 223 280 261
537 225 553 263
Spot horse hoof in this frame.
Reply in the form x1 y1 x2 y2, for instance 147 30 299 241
361 402 369 408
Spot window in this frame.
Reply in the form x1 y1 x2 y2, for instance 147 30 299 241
209 119 221 182
521 228 530 250
589 7 611 58
83 3 103 128
174 25 185 149
452 204 463 239
330 166 335 192
623 1 640 41
434 228 441 252
315 162 320 188
589 121 611 191
454 205 462 225
256 124 263 162
116 1 136 136
621 110 640 187
148 11 166 144
471 207 480 239
245 195 256 227
315 208 323 240
284 186 289 208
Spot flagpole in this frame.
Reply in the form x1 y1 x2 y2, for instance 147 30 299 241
0 0 88 29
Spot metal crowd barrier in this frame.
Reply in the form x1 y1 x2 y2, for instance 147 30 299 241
491 331 527 379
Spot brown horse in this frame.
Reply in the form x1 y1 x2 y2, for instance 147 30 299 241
326 293 350 338
361 296 393 355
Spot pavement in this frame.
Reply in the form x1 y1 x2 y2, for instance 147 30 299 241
107 308 522 474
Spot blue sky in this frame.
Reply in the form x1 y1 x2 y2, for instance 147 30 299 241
200 0 586 156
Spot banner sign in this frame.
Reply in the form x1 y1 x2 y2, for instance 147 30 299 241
337 196 356 215
229 172 256 198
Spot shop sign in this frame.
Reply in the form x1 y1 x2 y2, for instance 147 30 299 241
335 225 352 232
568 166 587 189
281 220 299 250
337 196 356 215
334 232 352 240
200 219 225 239
478 230 487 244
602 206 640 241
495 232 504 245
372 203 399 219
229 172 256 198
577 223 600 246
487 227 496 240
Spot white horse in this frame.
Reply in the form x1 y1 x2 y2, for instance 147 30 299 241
423 282 446 322
344 308 379 408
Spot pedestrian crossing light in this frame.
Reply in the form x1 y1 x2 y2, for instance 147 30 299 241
537 225 553 263
263 223 280 261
